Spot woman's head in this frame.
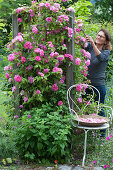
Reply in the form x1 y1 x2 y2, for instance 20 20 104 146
95 28 112 51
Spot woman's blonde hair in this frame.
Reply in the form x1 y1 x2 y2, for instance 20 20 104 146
97 28 112 51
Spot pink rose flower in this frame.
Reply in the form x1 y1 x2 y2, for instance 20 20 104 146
59 79 64 84
51 84 58 91
30 13 35 17
28 115 31 118
24 41 33 50
66 7 75 12
44 69 49 73
19 105 23 108
40 50 44 57
21 57 26 63
14 75 22 82
84 73 87 77
17 35 23 42
8 53 15 61
85 59 90 66
45 2 51 8
35 56 41 61
38 72 44 77
57 55 64 61
81 37 86 43
39 3 45 8
106 137 110 140
75 58 81 65
64 54 73 61
16 7 23 13
53 67 59 73
93 161 97 164
77 98 82 103
32 26 38 34
34 90 40 95
58 101 63 106
5 73 10 79
28 76 34 84
51 83 58 91
8 78 12 83
76 84 82 92
14 115 19 118
24 96 28 102
17 62 20 67
109 134 112 138
77 19 83 27
50 52 55 58
49 43 54 48
54 3 60 8
31 1 37 4
46 17 52 23
34 48 40 53
104 165 110 169
81 49 91 59
12 86 16 92
17 18 23 22
4 66 9 71
67 27 73 38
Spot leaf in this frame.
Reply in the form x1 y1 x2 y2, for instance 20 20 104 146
37 142 43 150
30 141 35 148
6 158 12 164
25 141 29 149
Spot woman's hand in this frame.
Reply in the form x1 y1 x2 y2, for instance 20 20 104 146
85 35 94 44
85 35 101 56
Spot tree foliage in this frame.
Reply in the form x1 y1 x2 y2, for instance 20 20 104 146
91 0 113 22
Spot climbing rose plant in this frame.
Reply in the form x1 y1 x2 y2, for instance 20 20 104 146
5 0 90 114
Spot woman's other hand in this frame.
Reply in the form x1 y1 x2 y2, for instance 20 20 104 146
85 35 94 44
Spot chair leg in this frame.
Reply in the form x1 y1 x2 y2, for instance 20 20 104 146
82 129 89 167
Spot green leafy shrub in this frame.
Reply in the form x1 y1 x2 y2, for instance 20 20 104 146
13 105 73 163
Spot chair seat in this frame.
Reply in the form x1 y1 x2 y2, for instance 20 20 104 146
77 123 109 130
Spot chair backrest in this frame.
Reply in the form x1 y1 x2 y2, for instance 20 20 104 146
67 84 100 119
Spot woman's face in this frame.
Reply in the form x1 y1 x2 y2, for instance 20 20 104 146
95 31 106 45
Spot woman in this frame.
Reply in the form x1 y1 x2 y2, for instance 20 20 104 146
85 28 112 136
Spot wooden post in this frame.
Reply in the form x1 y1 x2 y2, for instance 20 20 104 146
66 11 75 109
66 11 75 90
12 14 20 115
12 14 18 39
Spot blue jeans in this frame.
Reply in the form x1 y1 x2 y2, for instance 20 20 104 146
93 85 106 137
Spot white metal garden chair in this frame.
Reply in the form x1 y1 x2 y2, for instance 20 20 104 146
67 84 112 167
